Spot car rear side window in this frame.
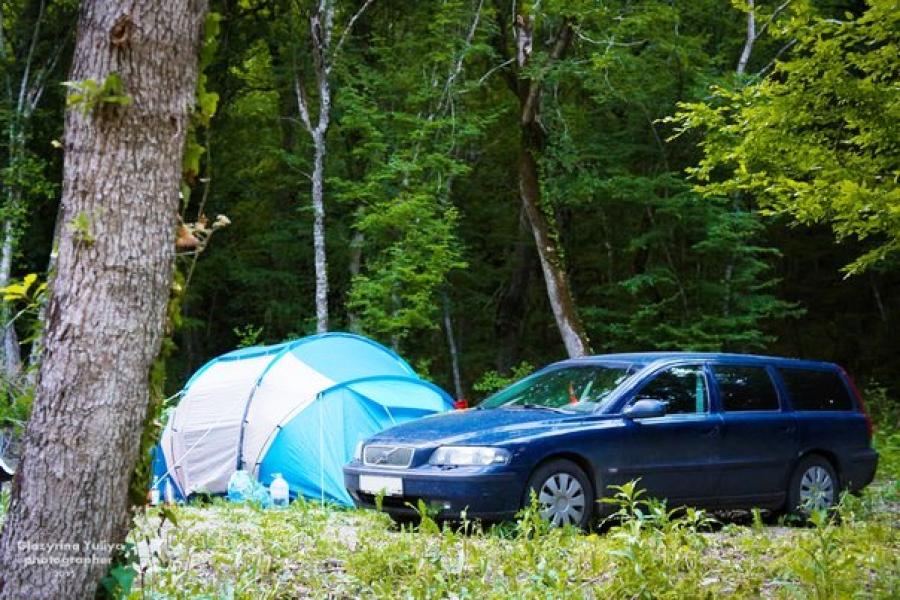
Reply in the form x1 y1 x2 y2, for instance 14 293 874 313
779 368 853 411
713 366 780 411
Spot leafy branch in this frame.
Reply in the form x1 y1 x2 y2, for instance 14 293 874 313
62 73 132 116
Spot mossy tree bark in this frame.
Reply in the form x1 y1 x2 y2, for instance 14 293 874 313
0 1 207 598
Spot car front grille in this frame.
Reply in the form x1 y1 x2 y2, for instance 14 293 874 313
362 444 414 468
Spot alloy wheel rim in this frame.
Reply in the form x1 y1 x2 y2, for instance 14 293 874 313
799 465 835 510
537 472 586 527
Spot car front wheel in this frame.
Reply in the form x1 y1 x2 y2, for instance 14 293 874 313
524 459 594 529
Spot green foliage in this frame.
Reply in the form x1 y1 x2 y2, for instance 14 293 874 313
0 382 32 433
182 12 223 182
62 73 132 115
0 272 45 303
672 0 900 275
145 0 900 405
98 545 138 600
128 467 900 599
472 361 535 396
864 384 899 431
5 0 893 413
332 0 496 349
68 210 95 245
348 193 467 343
874 429 900 481
0 153 57 211
0 273 47 359
233 324 263 348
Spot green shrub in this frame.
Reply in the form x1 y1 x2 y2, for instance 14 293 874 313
864 384 899 432
874 429 900 481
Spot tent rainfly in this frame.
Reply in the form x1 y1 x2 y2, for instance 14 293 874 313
154 332 453 505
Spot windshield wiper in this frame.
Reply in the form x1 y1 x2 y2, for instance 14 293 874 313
507 404 572 413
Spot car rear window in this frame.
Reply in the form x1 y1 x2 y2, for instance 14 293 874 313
713 366 780 411
779 368 853 411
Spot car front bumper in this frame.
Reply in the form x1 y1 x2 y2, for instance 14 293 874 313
343 461 524 522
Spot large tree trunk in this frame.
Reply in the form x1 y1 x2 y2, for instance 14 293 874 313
0 1 206 598
513 16 589 357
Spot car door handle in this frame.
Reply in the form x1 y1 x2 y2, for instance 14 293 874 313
700 425 720 438
778 425 797 435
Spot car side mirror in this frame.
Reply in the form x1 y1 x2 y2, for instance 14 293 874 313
623 399 667 420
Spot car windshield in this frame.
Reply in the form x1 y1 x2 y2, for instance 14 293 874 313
478 365 634 412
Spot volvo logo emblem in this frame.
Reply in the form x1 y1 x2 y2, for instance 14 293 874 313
372 447 401 465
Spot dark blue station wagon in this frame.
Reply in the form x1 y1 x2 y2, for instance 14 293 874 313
343 353 879 527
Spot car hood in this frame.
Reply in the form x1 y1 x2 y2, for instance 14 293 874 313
366 407 611 447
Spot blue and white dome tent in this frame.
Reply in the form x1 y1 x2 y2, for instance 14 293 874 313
155 333 453 505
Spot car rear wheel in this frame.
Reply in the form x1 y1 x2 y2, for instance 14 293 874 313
787 455 839 515
525 459 594 529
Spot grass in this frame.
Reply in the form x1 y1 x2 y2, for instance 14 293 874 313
1 434 897 598
126 432 900 599
128 483 898 599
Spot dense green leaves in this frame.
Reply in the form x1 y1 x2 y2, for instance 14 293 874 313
1 0 897 401
673 0 900 275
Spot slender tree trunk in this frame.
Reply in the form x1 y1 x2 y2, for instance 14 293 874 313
0 1 206 598
294 0 374 333
25 200 64 382
1 133 25 379
442 293 464 400
311 130 329 332
295 5 334 335
737 0 756 75
512 15 589 357
723 1 758 321
347 230 364 329
518 142 589 357
495 208 535 372
0 220 21 377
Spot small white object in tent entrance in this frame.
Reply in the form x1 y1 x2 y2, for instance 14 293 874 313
154 332 453 505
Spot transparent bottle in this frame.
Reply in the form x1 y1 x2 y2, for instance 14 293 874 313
270 473 289 508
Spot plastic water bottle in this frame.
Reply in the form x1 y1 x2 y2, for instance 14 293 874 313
227 470 254 502
270 473 289 508
149 483 161 506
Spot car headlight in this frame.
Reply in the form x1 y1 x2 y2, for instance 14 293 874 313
428 446 511 466
353 441 364 462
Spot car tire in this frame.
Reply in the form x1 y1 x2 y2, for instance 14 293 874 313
524 459 594 529
786 455 840 516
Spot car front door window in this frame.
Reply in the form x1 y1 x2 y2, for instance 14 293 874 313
635 365 708 415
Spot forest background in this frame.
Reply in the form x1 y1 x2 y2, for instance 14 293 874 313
1 0 897 416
